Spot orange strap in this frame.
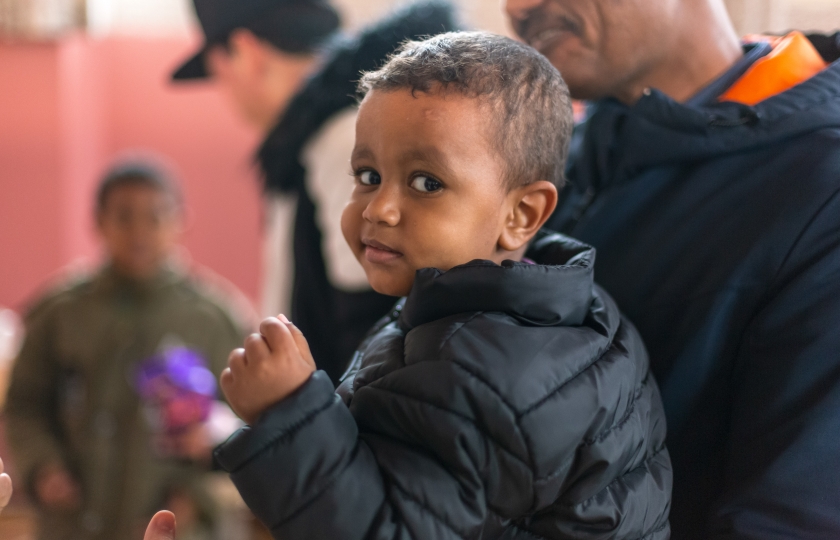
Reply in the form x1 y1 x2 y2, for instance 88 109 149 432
720 31 828 106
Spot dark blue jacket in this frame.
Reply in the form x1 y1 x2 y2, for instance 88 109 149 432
548 34 840 539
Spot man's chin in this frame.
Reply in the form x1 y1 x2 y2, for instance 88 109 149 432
555 72 605 101
541 51 604 101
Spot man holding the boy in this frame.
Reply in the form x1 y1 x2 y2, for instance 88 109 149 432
505 0 840 537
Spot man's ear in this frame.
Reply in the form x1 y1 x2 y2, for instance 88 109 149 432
227 29 269 77
498 180 558 252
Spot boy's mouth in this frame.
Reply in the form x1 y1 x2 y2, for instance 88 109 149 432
362 239 403 264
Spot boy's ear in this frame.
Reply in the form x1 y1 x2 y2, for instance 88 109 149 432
498 180 558 252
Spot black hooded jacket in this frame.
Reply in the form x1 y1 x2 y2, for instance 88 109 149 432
548 33 840 538
257 2 459 383
216 232 672 539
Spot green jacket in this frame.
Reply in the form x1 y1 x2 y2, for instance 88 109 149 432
5 265 248 540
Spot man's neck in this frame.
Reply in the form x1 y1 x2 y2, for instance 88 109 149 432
615 1 743 105
107 262 168 285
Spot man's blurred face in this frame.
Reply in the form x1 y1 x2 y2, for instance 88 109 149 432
97 183 182 280
505 0 679 101
204 30 317 133
205 43 268 129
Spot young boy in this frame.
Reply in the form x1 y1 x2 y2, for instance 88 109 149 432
215 32 672 539
5 161 249 540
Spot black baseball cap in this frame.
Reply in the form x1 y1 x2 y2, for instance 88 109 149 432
172 0 340 81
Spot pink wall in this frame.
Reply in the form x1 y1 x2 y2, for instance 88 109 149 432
0 43 64 311
0 35 263 311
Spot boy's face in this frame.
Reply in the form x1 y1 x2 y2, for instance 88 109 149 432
97 183 182 281
342 89 519 297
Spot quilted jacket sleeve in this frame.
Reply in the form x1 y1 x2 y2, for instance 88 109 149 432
707 188 840 538
214 369 508 539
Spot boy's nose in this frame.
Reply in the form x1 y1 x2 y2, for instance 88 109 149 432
362 187 400 227
504 0 546 22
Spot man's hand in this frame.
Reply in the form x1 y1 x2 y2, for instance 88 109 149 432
0 456 12 513
34 462 81 511
220 315 316 425
143 510 176 540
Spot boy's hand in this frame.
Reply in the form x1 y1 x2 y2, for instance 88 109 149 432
220 315 316 425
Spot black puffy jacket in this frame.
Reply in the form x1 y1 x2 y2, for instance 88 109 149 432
215 232 672 539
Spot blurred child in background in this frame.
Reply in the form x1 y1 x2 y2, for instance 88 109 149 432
5 159 250 540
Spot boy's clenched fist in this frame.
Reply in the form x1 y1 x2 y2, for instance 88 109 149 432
220 315 316 425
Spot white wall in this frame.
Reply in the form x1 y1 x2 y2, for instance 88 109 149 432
5 0 837 44
82 0 838 38
85 0 195 36
81 0 511 37
777 0 840 31
724 0 840 34
328 0 510 34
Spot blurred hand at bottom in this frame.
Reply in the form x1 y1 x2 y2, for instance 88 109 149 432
0 456 12 512
144 510 176 540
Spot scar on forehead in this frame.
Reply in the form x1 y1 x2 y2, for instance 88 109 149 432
422 107 446 120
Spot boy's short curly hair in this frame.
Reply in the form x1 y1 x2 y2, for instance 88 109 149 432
358 31 573 190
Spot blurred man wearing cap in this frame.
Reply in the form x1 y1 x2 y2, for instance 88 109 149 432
505 0 840 537
172 0 339 127
173 1 458 383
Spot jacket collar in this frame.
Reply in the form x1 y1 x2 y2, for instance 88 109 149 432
398 231 596 331
686 42 771 107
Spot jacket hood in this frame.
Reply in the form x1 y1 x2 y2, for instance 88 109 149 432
258 1 460 193
399 231 596 330
576 32 840 189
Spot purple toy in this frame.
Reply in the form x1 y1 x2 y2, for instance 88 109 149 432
134 347 217 434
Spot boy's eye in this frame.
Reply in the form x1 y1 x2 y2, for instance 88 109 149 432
410 175 442 193
358 170 381 186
